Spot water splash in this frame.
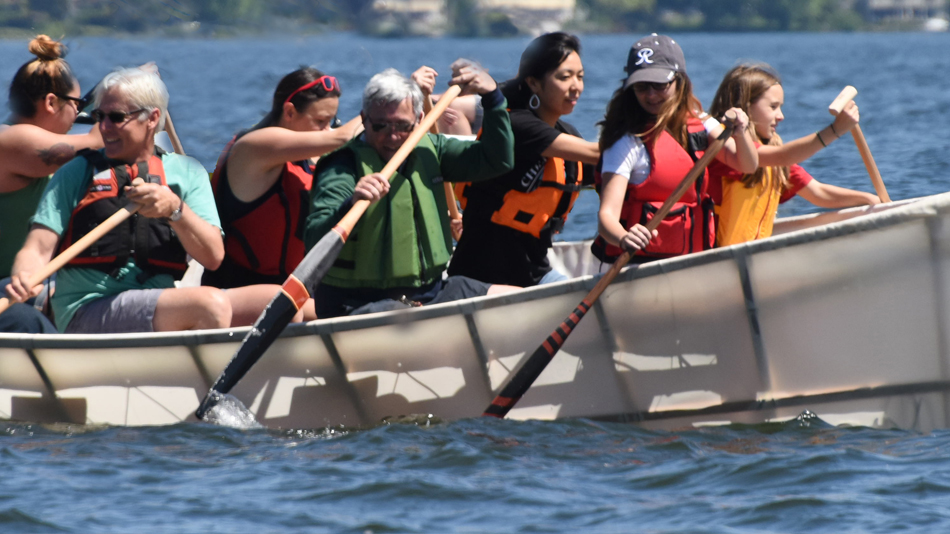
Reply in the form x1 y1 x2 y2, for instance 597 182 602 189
787 409 833 429
200 392 262 430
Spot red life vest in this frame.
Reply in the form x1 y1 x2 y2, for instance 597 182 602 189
208 135 314 287
59 148 188 278
591 116 715 262
455 155 582 239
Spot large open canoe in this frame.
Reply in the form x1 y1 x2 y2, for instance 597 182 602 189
2 193 948 431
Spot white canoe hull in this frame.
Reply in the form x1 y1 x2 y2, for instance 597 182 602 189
3 194 950 431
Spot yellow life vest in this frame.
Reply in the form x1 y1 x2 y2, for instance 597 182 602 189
716 167 783 247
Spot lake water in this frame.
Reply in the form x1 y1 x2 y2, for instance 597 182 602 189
2 32 950 533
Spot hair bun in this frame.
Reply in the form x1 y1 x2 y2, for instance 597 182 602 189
28 35 66 61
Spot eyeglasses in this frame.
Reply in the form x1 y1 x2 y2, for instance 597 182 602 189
89 108 149 124
632 81 674 93
283 76 341 105
56 93 89 109
367 119 415 134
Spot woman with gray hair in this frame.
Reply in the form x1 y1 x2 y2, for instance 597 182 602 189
6 67 232 333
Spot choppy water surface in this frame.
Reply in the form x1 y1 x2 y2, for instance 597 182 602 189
2 32 950 532
5 415 950 533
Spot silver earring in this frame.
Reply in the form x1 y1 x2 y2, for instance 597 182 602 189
528 94 540 110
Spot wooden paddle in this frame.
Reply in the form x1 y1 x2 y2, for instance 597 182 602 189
163 112 186 156
483 118 737 419
422 92 464 240
0 112 186 316
828 86 891 203
194 84 464 420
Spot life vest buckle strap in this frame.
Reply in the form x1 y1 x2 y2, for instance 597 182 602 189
545 217 566 234
538 182 583 193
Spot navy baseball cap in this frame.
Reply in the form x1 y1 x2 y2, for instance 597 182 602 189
623 34 686 89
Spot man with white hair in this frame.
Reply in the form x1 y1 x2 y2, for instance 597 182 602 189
305 64 515 318
6 68 230 333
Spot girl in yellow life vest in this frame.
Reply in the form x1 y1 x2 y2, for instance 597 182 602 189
594 34 758 264
708 63 880 247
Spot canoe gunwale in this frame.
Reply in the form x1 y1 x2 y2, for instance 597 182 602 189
0 193 944 351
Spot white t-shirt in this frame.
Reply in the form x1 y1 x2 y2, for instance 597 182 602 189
601 115 722 185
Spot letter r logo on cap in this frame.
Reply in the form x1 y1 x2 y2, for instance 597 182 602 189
636 48 654 65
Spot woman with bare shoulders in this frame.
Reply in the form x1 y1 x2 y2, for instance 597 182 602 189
201 67 361 325
0 35 102 281
0 35 102 333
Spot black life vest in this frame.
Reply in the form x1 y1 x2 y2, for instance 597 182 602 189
59 148 188 279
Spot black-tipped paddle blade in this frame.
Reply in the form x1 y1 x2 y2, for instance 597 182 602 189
195 227 346 420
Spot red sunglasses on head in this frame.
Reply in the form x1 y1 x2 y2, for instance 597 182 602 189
283 75 340 105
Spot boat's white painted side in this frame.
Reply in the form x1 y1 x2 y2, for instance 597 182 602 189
2 194 949 431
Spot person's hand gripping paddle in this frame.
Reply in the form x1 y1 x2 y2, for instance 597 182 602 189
483 116 737 419
195 85 463 421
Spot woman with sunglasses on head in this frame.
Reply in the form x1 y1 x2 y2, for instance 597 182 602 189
202 67 361 325
446 32 600 287
707 63 880 247
0 35 103 333
592 34 758 264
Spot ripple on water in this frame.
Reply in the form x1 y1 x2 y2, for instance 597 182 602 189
0 507 68 532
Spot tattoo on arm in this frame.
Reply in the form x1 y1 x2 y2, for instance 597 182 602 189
37 143 77 167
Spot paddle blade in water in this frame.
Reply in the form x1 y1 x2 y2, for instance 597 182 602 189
195 291 299 420
200 391 262 429
195 226 347 421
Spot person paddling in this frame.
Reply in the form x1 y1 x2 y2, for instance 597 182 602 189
0 35 103 333
707 63 880 246
304 66 518 318
448 32 599 287
201 67 361 325
593 34 758 264
7 68 229 333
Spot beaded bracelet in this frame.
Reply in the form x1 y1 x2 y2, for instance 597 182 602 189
816 131 827 148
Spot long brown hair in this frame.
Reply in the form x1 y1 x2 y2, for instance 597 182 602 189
249 67 341 132
598 72 704 158
709 63 789 189
8 35 76 119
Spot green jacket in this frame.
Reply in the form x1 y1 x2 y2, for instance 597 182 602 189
305 91 514 289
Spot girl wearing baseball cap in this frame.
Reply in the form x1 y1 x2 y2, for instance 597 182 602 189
592 34 758 263
708 63 880 247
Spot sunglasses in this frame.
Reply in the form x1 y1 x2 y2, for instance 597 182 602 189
56 93 90 109
89 108 149 124
367 119 415 134
632 81 674 93
283 75 341 105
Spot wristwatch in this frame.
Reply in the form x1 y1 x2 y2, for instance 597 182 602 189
168 197 184 222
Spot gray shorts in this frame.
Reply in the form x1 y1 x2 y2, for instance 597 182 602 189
65 288 164 334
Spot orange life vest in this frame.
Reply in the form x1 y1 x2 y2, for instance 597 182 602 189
591 117 715 262
59 148 188 278
208 136 314 286
455 155 582 239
